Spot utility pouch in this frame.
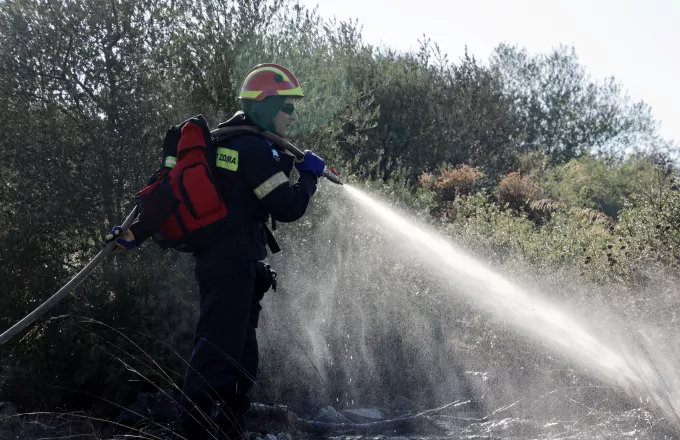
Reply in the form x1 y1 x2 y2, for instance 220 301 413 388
251 262 276 328
254 262 277 299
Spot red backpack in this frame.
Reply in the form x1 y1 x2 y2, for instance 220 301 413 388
135 115 227 252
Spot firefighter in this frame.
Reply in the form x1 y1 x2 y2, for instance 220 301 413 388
106 63 325 439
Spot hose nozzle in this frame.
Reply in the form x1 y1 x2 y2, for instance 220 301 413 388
324 165 343 185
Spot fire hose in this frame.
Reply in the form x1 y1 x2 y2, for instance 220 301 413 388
0 137 341 346
0 207 138 346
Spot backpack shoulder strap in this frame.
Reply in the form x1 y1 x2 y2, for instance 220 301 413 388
210 125 263 145
212 112 303 160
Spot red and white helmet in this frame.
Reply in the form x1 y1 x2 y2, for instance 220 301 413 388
239 63 304 101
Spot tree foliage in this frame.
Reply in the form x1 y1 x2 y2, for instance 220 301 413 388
491 44 658 164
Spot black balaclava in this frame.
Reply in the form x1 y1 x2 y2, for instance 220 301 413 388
242 96 286 133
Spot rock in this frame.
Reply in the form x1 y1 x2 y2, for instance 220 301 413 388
117 388 182 423
313 406 352 424
390 396 415 415
263 434 277 440
341 408 385 423
246 403 294 433
0 402 17 418
276 432 293 440
0 403 20 440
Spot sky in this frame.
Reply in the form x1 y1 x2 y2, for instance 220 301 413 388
297 0 680 144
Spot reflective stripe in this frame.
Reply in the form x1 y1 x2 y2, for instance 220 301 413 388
277 86 304 97
239 90 262 99
253 172 288 199
164 156 176 168
216 147 239 171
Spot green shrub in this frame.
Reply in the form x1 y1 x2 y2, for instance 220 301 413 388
617 173 680 269
539 155 660 218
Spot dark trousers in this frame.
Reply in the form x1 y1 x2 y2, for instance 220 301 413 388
181 257 264 440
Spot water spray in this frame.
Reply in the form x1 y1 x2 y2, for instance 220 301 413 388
341 184 680 426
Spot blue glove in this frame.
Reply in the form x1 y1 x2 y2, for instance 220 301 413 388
294 151 326 177
103 226 137 252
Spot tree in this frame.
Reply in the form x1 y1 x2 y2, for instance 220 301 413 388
0 0 277 410
491 44 657 164
329 44 521 182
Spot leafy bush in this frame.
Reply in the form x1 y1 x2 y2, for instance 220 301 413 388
617 173 680 269
435 165 484 201
494 172 541 211
418 165 484 201
539 155 661 218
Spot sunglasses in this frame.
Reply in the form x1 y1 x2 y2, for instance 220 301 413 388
280 103 296 115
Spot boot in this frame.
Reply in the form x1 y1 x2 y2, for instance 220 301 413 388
214 400 248 440
180 406 214 440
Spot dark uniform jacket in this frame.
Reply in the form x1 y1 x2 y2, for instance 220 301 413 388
131 113 318 260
